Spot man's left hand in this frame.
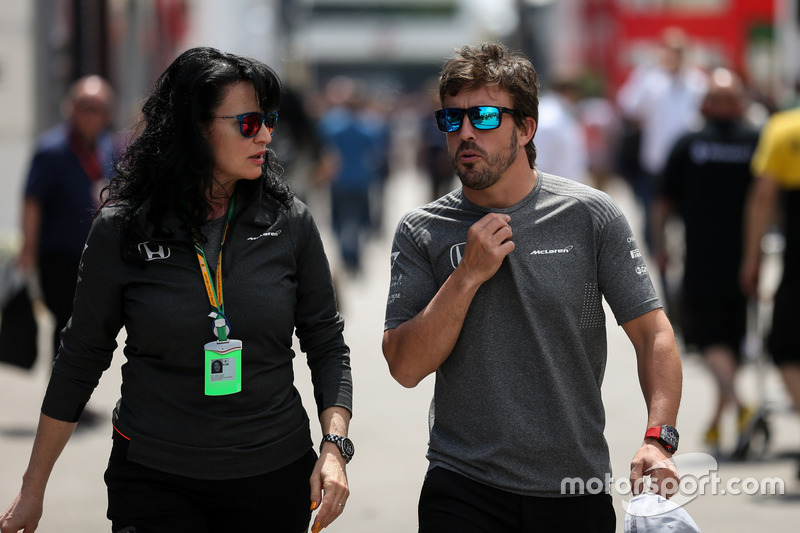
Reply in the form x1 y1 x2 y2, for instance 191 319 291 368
630 440 679 498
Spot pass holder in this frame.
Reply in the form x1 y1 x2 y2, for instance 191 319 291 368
204 312 242 396
204 339 242 396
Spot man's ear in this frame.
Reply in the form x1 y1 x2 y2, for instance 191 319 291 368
520 116 536 145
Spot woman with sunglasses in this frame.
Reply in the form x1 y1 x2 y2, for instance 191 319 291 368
0 47 352 533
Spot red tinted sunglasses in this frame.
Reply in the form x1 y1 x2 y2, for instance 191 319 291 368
213 111 278 138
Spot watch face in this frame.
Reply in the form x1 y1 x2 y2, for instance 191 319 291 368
341 437 355 457
661 426 679 447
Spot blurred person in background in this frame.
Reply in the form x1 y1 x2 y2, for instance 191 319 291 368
653 68 760 454
360 91 392 238
0 47 352 533
383 42 683 532
318 76 384 276
617 27 708 251
741 102 800 477
534 71 590 184
19 75 116 365
268 85 325 204
580 91 622 192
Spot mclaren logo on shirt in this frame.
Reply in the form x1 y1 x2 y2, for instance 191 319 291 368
247 230 282 241
138 241 171 261
450 242 466 269
530 245 573 255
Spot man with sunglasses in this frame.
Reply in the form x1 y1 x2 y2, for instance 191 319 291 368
383 42 683 532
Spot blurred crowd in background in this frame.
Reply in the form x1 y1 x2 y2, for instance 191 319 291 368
3 0 800 410
1 0 797 328
0 1 798 491
2 1 798 319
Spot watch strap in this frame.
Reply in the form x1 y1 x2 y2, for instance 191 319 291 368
321 434 353 463
645 425 678 453
644 427 662 441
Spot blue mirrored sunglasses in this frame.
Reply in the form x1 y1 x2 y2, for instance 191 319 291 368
435 106 516 133
213 111 279 138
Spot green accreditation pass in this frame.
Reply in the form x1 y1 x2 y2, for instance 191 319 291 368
194 197 243 397
204 338 242 396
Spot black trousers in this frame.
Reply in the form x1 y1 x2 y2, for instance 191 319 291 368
418 467 616 533
105 433 316 532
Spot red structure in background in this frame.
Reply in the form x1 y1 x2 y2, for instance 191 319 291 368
581 0 776 97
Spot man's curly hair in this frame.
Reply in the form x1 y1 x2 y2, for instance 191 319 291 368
438 42 540 168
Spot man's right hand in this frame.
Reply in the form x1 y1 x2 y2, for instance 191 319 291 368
382 212 516 388
458 213 515 285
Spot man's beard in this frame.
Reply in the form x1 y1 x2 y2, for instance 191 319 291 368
454 128 519 191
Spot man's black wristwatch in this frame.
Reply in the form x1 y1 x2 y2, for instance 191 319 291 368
321 434 355 464
645 425 679 454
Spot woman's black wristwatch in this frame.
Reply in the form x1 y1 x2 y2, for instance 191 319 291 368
321 434 355 463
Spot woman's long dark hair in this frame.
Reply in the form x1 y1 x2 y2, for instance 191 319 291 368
105 47 293 241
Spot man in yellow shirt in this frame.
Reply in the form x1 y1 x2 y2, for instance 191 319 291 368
742 108 800 475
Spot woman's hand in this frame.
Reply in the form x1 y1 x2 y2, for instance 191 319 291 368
0 490 44 533
309 446 349 533
1 414 76 533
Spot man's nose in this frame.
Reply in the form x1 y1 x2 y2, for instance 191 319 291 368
458 117 477 141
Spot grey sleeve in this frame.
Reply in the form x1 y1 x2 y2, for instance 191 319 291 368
597 213 661 325
384 213 439 331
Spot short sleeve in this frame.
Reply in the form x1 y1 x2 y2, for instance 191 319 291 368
597 213 661 325
384 212 439 331
751 112 800 188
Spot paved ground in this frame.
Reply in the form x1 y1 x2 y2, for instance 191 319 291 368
1 169 799 531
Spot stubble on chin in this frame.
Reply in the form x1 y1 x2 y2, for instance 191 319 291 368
456 163 496 191
454 129 519 191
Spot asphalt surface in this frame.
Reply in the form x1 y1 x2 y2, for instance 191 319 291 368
1 170 798 532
